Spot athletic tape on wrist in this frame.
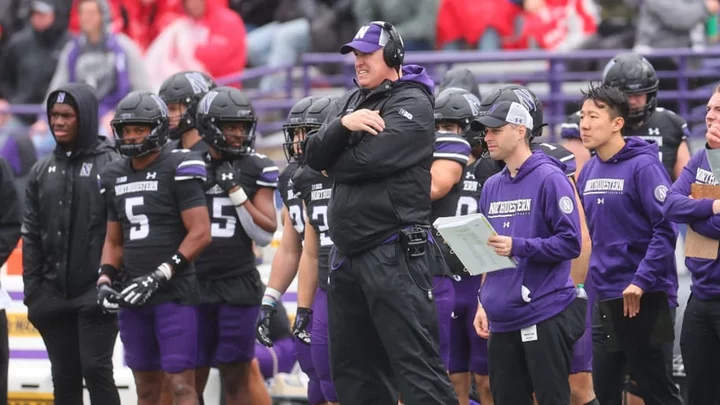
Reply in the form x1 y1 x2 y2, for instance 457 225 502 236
156 263 173 281
229 187 248 206
263 287 282 306
98 264 119 281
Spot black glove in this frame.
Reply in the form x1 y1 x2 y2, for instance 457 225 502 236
292 307 312 345
97 283 121 314
256 304 276 347
119 265 171 306
215 161 241 192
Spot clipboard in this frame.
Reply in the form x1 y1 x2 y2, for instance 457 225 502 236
685 183 720 260
598 291 674 352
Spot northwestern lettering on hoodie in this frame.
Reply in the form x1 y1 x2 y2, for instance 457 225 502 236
663 149 720 300
577 137 679 306
479 151 581 333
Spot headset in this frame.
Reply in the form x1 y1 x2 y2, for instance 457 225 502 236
370 21 405 69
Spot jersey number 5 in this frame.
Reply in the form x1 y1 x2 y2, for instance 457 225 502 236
125 196 149 240
211 197 237 238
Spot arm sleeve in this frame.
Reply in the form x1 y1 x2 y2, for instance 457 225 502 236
689 216 720 239
0 158 20 267
304 98 351 171
328 93 435 183
256 156 280 189
644 0 709 32
434 133 471 166
21 163 44 295
173 153 208 211
632 164 678 291
663 152 715 223
511 173 582 262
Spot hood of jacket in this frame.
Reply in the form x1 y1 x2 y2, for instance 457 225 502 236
603 136 659 163
398 64 435 96
502 149 567 182
46 83 101 157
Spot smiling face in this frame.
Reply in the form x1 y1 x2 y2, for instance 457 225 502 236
353 48 394 89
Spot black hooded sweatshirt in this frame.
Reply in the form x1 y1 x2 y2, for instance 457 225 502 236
436 67 482 100
22 83 119 301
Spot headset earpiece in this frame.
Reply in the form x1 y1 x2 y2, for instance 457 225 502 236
371 21 404 69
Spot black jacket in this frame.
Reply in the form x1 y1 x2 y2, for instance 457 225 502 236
22 83 119 301
0 157 21 276
304 65 436 256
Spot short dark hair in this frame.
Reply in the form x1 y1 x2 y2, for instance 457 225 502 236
581 83 630 122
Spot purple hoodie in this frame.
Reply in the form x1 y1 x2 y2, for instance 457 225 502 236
664 149 720 300
577 137 678 306
479 151 581 333
399 65 435 94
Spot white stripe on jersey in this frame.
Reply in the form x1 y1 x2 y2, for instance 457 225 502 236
175 175 207 181
560 123 578 129
433 152 470 162
257 180 278 187
263 166 280 173
178 160 205 168
436 137 471 147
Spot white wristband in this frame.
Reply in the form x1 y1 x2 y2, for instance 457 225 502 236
264 287 282 301
229 187 248 206
157 263 173 281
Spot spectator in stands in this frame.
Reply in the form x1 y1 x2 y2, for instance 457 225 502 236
0 1 70 125
512 0 597 51
0 0 70 48
0 99 26 147
634 0 718 52
565 0 641 72
245 0 356 91
144 0 247 90
230 0 280 32
353 0 438 50
117 0 182 53
67 0 124 36
436 0 523 51
47 0 148 124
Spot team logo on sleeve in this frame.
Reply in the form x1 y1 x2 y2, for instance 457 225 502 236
654 185 668 203
558 196 574 214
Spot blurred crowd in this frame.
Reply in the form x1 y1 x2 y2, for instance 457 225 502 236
0 0 718 193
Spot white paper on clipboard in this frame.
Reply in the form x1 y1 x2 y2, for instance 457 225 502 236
433 213 517 275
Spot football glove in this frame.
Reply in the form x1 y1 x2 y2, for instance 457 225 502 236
256 304 276 347
215 162 247 205
292 307 312 345
120 263 172 306
97 283 121 314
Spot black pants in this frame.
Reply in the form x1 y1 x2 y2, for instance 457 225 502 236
487 298 585 405
680 294 720 405
27 285 120 405
0 310 8 405
592 305 683 405
327 243 457 405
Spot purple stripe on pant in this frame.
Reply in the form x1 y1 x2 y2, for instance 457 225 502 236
295 310 325 405
255 337 297 379
195 303 260 367
433 275 455 370
449 275 489 375
118 302 197 373
311 287 339 402
571 271 594 374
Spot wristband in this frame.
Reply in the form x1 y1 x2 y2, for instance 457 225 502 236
263 287 282 307
169 251 189 273
155 263 173 281
98 264 119 281
229 187 248 206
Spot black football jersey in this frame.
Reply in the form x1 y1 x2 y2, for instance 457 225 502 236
430 132 471 223
100 146 207 284
278 162 305 241
194 152 279 280
292 166 334 290
430 132 471 276
531 142 577 178
561 107 689 180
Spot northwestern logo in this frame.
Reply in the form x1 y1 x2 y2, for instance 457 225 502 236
56 92 66 103
584 178 625 193
80 163 93 177
463 94 481 117
487 199 532 216
185 72 210 94
355 25 370 39
150 94 169 117
512 88 536 113
199 91 219 115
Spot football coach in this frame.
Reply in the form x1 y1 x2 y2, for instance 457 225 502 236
304 21 458 405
